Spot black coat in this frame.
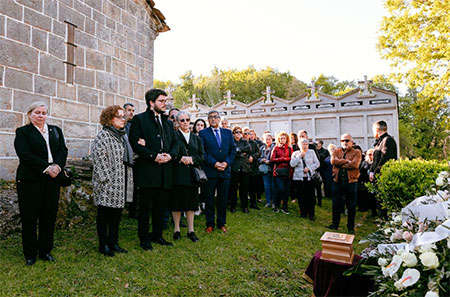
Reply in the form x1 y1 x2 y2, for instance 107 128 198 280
248 139 261 175
231 138 251 173
369 133 397 175
14 124 68 182
173 131 204 187
129 108 178 189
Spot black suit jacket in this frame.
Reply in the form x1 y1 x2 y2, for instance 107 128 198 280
14 124 68 182
370 133 398 175
129 108 178 189
173 130 204 187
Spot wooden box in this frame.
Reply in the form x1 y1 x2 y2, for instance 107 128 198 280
320 232 355 264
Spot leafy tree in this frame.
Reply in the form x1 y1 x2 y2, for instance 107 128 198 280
313 74 356 96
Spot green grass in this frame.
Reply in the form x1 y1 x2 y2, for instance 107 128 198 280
0 198 377 296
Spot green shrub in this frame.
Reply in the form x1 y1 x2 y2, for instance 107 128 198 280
367 159 447 213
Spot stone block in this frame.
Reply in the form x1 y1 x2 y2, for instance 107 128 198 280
92 9 105 25
140 45 153 60
105 56 111 72
126 1 139 16
24 8 52 32
0 111 22 132
13 90 50 113
127 64 140 81
116 23 123 35
60 0 74 8
7 19 31 45
133 82 144 100
52 20 66 38
111 34 126 50
119 78 133 97
104 92 114 106
0 158 18 180
0 0 23 21
74 68 95 88
4 68 33 92
0 15 4 36
64 121 97 138
85 0 103 12
57 81 76 100
103 1 121 21
123 26 136 42
95 23 110 42
0 87 12 110
75 47 85 67
136 33 145 45
137 20 151 36
65 139 91 158
116 95 126 107
34 76 56 96
127 39 140 56
51 98 89 121
0 134 15 157
122 11 137 30
105 17 116 30
119 49 135 64
75 30 97 50
32 28 48 52
96 72 118 93
46 117 63 128
90 105 103 123
39 53 65 80
138 100 147 113
98 40 116 57
84 18 95 35
140 69 152 84
112 58 126 77
48 34 66 60
74 0 92 17
0 66 3 85
17 0 43 11
44 0 58 19
86 50 105 71
59 3 85 31
78 86 98 105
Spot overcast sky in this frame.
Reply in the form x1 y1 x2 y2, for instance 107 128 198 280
153 0 391 85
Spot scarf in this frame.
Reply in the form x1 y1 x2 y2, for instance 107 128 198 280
104 126 133 167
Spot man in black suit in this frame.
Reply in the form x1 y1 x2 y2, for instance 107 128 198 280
129 89 178 250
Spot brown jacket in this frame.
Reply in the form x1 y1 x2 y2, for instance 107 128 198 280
331 147 362 183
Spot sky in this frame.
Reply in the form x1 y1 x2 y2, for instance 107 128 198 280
153 0 392 85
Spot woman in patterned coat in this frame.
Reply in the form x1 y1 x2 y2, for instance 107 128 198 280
92 105 133 257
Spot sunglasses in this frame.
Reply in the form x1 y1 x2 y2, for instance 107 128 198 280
234 131 242 134
179 118 190 123
244 132 250 135
340 139 351 143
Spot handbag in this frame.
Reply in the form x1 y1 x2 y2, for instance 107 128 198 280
275 167 289 178
192 167 208 183
59 168 74 187
258 163 269 174
311 171 322 187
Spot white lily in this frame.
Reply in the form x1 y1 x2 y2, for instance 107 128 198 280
425 291 439 297
382 255 402 277
394 268 420 290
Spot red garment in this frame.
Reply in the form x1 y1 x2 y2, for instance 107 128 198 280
270 144 293 177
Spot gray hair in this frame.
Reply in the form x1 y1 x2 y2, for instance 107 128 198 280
176 110 191 122
26 101 48 124
208 110 219 117
299 137 309 144
262 132 272 141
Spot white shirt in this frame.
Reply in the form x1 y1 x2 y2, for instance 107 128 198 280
180 130 190 144
34 123 53 163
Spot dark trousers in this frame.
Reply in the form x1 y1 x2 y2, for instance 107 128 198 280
96 206 123 247
229 171 249 210
138 187 168 243
332 181 357 230
314 181 323 206
204 177 230 228
256 175 264 200
273 177 290 211
248 174 258 207
294 179 315 218
17 179 60 260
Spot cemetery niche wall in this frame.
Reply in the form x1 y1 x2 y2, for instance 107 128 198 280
182 79 399 153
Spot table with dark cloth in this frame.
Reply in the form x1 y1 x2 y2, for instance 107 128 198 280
303 251 373 297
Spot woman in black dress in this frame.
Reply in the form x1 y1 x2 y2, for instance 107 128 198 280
171 111 204 242
14 101 68 265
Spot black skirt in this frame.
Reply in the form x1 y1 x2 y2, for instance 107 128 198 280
169 185 198 211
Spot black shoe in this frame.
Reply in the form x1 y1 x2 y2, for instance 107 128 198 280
300 214 307 218
250 205 260 210
152 238 173 246
99 245 115 257
26 258 36 266
187 232 199 242
39 253 55 262
140 241 153 251
230 208 236 213
242 208 249 213
348 228 355 234
326 224 338 230
111 244 128 253
173 231 181 240
309 216 315 221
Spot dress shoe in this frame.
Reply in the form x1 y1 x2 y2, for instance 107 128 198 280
187 232 199 242
139 241 153 251
243 208 249 213
111 244 128 253
250 205 260 210
205 226 214 233
39 253 55 262
173 231 181 240
348 228 355 234
219 226 228 233
152 238 173 246
230 207 236 213
281 209 290 215
99 245 115 257
26 259 36 266
326 224 338 230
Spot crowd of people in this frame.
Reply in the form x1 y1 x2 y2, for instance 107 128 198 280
13 88 397 265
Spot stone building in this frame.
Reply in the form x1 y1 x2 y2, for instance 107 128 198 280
0 0 168 180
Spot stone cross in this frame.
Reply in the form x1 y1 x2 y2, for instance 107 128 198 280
358 75 373 95
224 90 235 107
190 93 198 110
308 80 318 99
262 86 275 104
166 85 175 108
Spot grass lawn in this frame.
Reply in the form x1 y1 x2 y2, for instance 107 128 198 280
0 197 377 296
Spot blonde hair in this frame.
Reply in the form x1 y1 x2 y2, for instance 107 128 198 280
275 131 289 146
327 143 337 154
365 148 374 162
26 101 48 124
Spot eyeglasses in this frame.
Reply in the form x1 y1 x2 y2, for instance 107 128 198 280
115 116 126 120
244 132 250 135
234 131 242 134
170 115 176 119
179 118 190 123
340 139 351 143
156 99 167 103
208 115 220 119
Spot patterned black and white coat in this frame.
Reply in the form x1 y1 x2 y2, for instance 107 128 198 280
92 128 133 208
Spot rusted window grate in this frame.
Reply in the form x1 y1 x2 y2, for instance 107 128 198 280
64 21 77 84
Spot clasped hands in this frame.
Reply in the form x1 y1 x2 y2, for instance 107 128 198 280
155 153 171 164
46 164 61 178
214 162 228 171
180 156 193 165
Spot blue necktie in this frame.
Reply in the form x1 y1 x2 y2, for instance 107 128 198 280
214 129 221 147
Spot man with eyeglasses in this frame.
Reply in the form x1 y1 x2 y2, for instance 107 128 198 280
199 110 236 233
327 133 362 234
129 89 178 250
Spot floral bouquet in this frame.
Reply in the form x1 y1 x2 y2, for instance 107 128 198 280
346 172 450 297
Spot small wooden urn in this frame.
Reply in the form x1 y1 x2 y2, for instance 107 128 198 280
320 232 355 264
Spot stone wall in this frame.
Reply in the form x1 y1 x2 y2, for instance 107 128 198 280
0 0 163 180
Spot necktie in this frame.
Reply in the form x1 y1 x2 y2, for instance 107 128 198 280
214 128 221 147
155 115 164 149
